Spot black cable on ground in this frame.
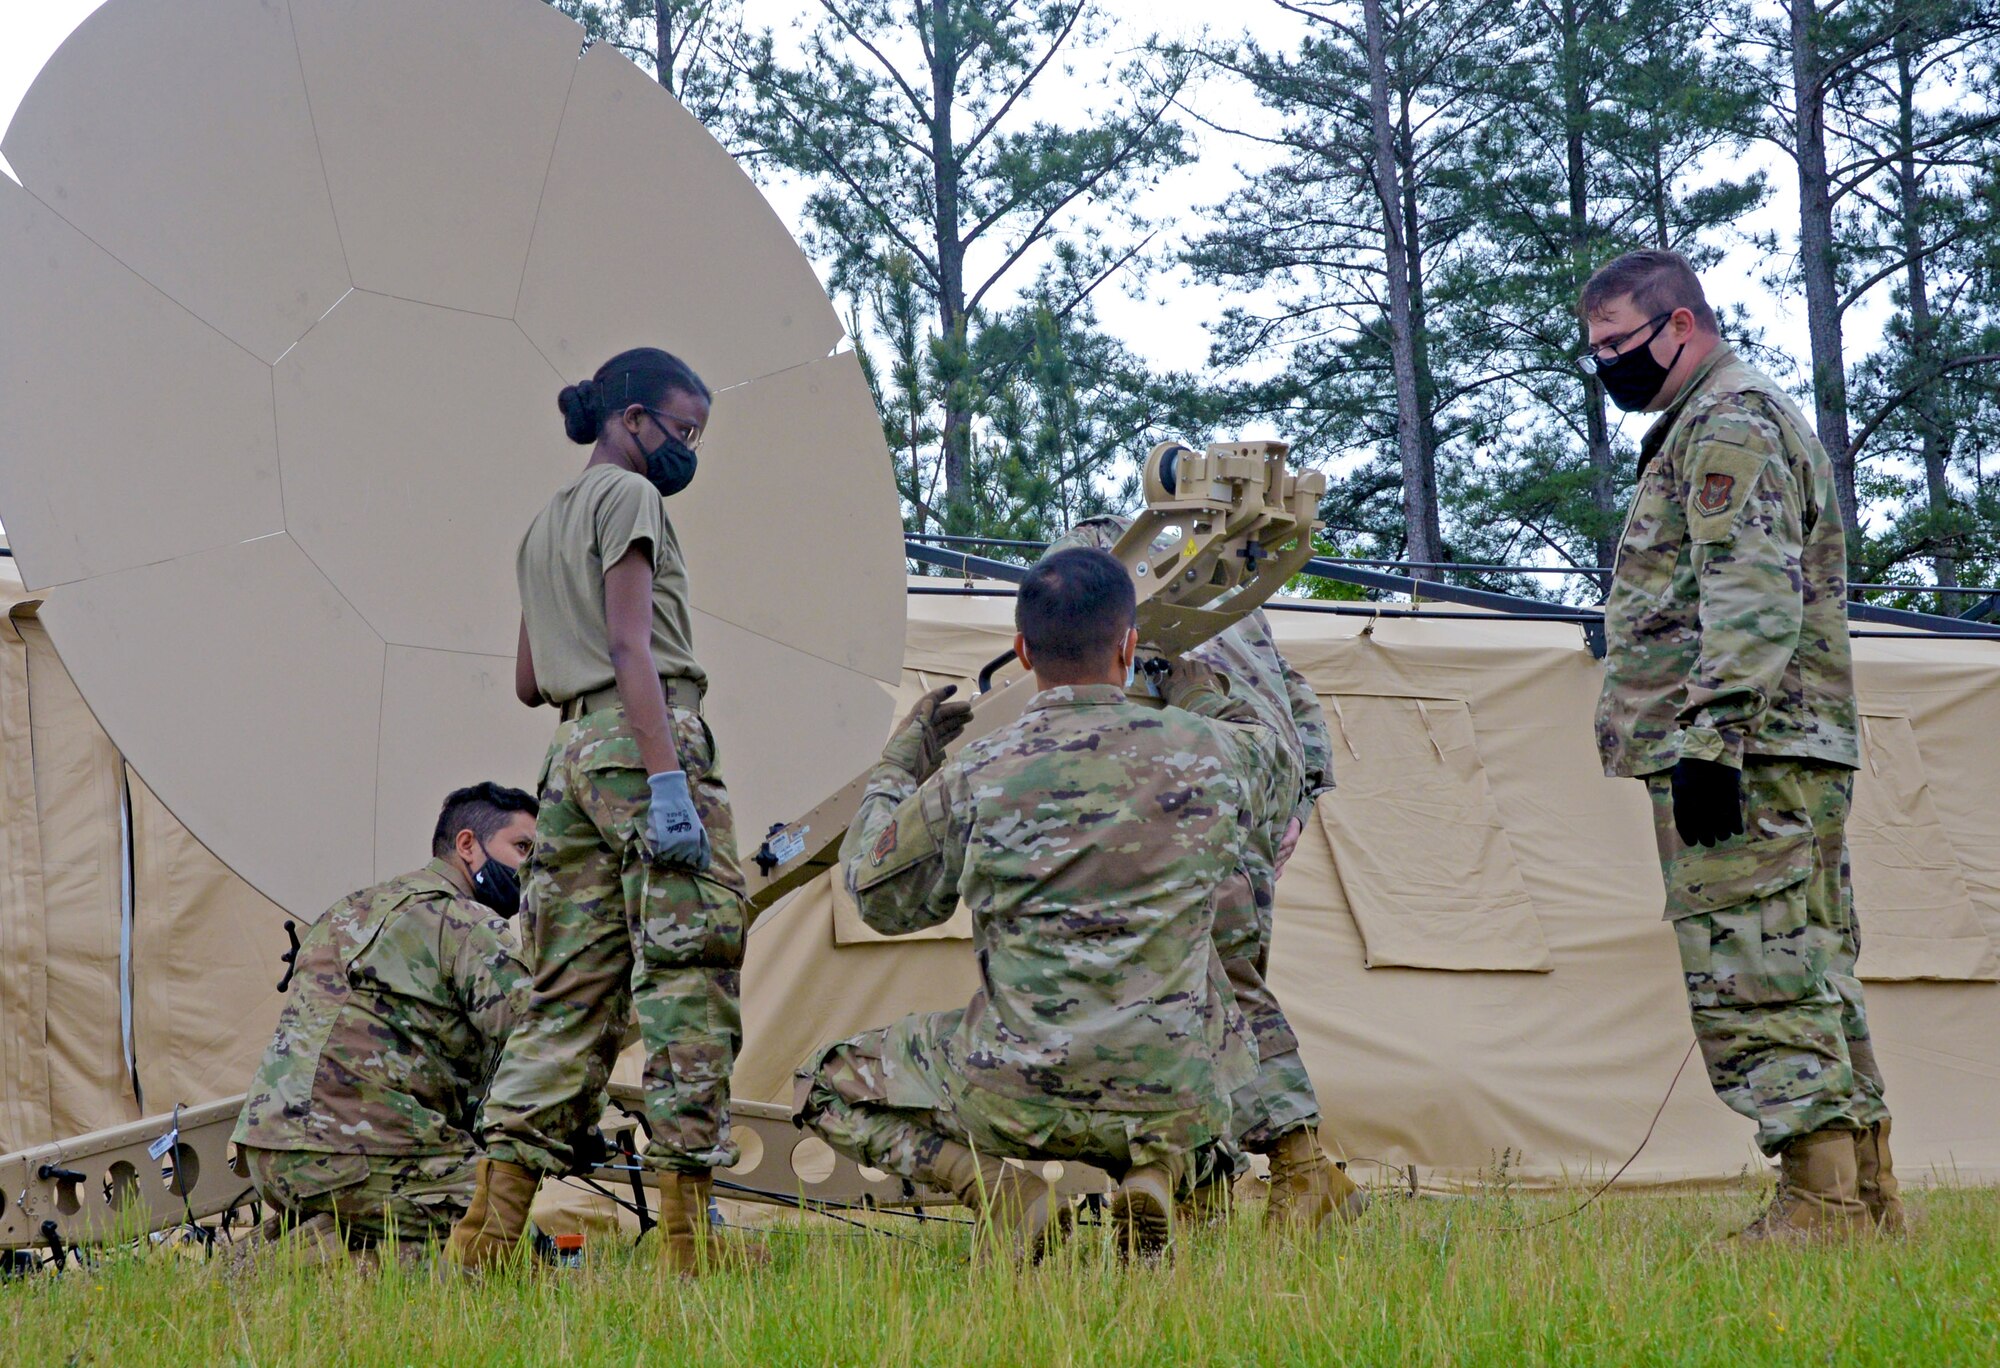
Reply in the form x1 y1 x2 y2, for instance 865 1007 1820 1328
1484 1041 1699 1234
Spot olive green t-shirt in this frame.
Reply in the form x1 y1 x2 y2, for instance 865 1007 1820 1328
516 464 706 704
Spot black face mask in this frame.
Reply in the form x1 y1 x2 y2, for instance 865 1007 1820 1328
470 847 521 918
1594 315 1684 412
638 415 698 498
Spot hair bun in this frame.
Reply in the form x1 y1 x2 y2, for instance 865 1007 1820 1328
558 379 602 444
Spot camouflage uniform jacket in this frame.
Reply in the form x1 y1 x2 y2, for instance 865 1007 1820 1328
234 860 531 1157
1200 608 1336 826
1050 517 1335 823
840 680 1296 1112
1596 345 1859 778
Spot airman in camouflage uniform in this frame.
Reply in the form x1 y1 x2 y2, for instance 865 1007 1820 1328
451 353 762 1277
794 547 1298 1258
1049 518 1364 1230
478 699 747 1179
1586 249 1898 1240
233 786 537 1248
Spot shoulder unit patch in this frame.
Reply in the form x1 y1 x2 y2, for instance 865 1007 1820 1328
1694 471 1735 516
853 791 943 891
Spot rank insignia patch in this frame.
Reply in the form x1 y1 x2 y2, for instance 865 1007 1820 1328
1695 471 1735 515
871 819 899 866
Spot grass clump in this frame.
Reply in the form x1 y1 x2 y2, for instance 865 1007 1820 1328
6 1182 1998 1366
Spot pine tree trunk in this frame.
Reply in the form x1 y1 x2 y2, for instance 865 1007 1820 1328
1562 0 1615 582
1364 0 1443 565
1790 0 1859 545
1893 39 1956 591
931 0 972 527
1650 143 1670 249
653 2 672 92
1400 97 1444 565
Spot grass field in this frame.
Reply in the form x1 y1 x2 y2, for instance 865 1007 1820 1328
7 1180 1998 1366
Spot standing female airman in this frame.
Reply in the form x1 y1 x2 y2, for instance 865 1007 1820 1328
446 348 757 1275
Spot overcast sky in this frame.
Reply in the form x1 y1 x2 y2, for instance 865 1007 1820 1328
1 1 1876 416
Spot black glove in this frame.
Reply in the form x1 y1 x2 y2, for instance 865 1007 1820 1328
563 1124 612 1177
1670 758 1745 848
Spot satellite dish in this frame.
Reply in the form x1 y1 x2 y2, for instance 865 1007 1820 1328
0 0 905 919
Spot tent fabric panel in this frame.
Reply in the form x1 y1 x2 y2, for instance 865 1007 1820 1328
1268 803 1758 1188
21 614 136 1140
0 604 53 1151
1846 653 2000 963
737 871 982 1104
129 770 289 1113
1848 709 1999 982
1316 694 1552 973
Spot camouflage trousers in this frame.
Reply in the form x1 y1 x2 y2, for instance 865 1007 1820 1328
480 700 748 1176
240 1146 473 1243
1216 863 1322 1151
794 1009 1230 1186
1646 758 1890 1156
1182 865 1321 1189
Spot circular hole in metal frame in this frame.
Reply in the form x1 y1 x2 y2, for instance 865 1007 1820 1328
725 1127 764 1177
104 1161 141 1210
162 1143 200 1197
789 1135 837 1185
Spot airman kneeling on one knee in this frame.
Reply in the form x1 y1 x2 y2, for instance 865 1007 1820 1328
793 547 1299 1261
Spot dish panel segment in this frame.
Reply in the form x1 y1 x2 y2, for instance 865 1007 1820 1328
2 0 350 364
375 645 553 881
36 535 386 918
275 291 568 657
0 178 282 592
680 353 908 684
289 0 581 317
514 43 843 392
692 611 896 854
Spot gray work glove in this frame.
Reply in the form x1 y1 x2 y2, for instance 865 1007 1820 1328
882 684 976 778
646 770 712 871
1158 655 1229 710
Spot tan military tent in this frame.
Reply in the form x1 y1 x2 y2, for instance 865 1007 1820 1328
7 563 1999 1188
0 556 287 1154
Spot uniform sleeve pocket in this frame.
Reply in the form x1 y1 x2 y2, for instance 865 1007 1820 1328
1685 442 1774 544
1665 830 1811 918
852 792 940 891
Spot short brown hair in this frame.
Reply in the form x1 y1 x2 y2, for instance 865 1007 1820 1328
1017 548 1136 669
1580 250 1718 334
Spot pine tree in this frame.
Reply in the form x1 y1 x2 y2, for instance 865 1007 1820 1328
1449 0 1763 587
1749 0 2000 546
1184 0 1512 568
544 1 747 130
739 1 1190 533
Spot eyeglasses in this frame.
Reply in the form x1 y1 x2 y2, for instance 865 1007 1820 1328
1579 313 1670 375
644 407 704 451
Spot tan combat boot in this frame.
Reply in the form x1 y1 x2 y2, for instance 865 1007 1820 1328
657 1171 769 1277
1854 1120 1906 1234
1264 1126 1368 1233
1176 1174 1232 1232
1108 1157 1182 1260
928 1143 1071 1263
223 1211 345 1277
441 1158 539 1270
1736 1129 1871 1245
